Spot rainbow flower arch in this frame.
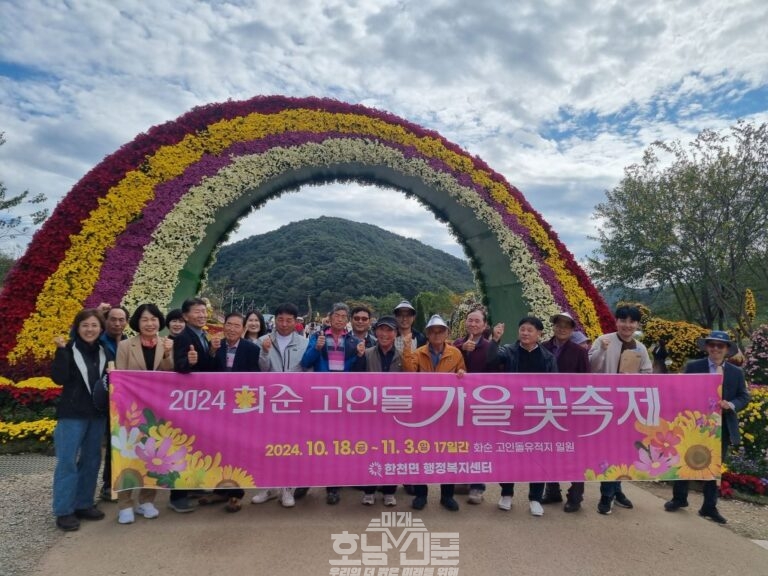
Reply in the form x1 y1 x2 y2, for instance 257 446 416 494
0 96 613 377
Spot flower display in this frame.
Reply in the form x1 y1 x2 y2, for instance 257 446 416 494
0 96 614 379
745 325 768 385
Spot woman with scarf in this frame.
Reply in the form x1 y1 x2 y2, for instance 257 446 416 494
51 308 112 531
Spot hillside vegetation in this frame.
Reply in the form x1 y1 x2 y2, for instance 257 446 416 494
208 216 475 313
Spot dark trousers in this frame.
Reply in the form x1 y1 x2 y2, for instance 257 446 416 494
545 481 585 502
414 484 455 499
364 485 397 495
170 490 187 502
599 481 625 499
101 421 111 489
500 482 545 501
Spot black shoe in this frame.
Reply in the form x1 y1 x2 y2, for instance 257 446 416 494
597 496 613 515
699 508 727 524
293 487 309 500
664 499 689 512
74 506 105 521
56 514 80 531
440 497 459 512
563 500 581 513
541 492 563 505
412 496 427 510
613 492 633 509
326 491 341 505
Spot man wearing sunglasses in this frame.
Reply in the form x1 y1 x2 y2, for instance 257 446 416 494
664 330 750 524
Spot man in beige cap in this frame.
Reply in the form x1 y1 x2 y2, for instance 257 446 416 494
403 314 466 511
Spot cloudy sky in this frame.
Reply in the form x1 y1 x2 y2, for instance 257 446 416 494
1 0 767 261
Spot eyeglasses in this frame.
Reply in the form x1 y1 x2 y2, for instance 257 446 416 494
707 342 728 349
352 316 369 321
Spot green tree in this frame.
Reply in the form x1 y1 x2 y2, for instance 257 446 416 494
0 132 49 248
589 121 768 332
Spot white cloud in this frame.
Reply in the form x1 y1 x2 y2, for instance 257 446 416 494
1 0 767 261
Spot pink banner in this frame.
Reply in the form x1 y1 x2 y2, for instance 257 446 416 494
109 371 722 491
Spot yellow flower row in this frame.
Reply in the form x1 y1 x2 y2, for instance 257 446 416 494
13 108 600 362
0 418 56 443
4 377 60 390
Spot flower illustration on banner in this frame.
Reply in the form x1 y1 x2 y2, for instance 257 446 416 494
634 445 679 476
584 408 721 481
110 404 254 491
136 436 188 475
675 426 720 480
112 426 142 458
235 387 257 410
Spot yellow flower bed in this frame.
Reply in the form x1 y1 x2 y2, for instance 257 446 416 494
0 418 56 443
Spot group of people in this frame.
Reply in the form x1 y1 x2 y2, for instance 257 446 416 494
51 298 749 531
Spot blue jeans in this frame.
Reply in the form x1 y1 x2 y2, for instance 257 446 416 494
52 417 106 516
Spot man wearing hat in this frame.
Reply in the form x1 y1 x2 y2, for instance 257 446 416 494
353 315 404 506
393 300 427 353
403 314 466 511
664 330 750 524
541 312 590 512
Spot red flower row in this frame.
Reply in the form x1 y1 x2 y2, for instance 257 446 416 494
0 385 61 407
721 471 767 496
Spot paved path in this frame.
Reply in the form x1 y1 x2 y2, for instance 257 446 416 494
31 483 766 576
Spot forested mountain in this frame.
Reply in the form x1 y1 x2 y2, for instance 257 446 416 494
208 217 474 313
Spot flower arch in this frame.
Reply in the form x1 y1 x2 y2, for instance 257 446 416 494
0 96 614 377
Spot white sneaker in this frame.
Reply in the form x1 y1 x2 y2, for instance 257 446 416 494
280 488 295 508
529 501 544 516
118 508 135 524
251 489 278 504
498 496 513 511
383 494 397 507
468 489 484 504
135 502 159 519
362 493 375 506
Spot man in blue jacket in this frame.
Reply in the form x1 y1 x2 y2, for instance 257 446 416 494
301 302 364 504
664 330 750 524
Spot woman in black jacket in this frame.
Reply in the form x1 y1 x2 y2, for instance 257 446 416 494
51 308 112 531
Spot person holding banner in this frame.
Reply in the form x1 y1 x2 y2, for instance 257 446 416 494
301 302 365 505
114 303 174 524
541 312 590 512
253 302 310 507
353 315 404 506
51 308 112 531
453 307 494 505
664 330 750 524
169 297 217 513
589 305 652 515
488 316 556 517
196 312 261 513
403 314 466 512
